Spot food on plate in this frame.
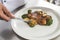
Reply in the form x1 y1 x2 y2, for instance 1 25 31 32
22 14 28 19
28 19 37 27
22 10 53 27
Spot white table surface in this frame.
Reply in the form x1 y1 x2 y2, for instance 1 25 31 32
0 0 60 40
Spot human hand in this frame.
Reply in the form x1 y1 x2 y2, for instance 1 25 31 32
0 3 15 21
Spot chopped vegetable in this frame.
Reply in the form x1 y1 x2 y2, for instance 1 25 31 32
30 19 37 25
22 14 28 19
28 10 32 14
28 22 35 27
46 17 53 26
24 18 30 22
40 19 46 25
28 19 37 27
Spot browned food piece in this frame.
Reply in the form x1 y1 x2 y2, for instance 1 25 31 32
36 15 42 24
28 14 32 19
31 13 38 19
37 19 41 25
30 19 37 25
42 15 52 21
34 11 40 14
37 19 46 25
36 13 47 25
28 19 37 27
40 19 46 25
43 13 47 17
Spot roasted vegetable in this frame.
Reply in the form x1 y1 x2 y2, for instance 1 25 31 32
24 18 30 22
46 17 53 26
28 19 37 27
22 14 28 19
28 10 32 14
28 22 35 27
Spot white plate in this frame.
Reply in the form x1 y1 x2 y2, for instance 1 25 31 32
11 7 60 40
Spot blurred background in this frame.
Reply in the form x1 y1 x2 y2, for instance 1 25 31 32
46 0 60 6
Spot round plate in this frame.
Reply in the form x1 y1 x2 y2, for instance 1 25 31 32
11 7 60 40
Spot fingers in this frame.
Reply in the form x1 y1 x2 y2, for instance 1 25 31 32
0 10 10 21
2 4 15 18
